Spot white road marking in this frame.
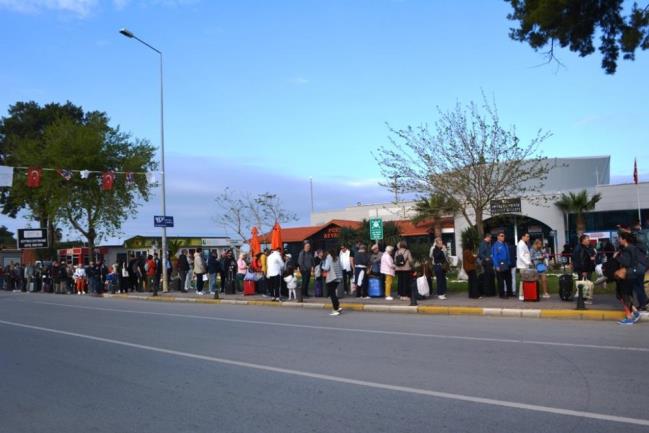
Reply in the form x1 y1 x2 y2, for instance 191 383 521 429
0 318 647 427
15 299 649 353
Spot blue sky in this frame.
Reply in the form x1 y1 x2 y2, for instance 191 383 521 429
1 0 648 243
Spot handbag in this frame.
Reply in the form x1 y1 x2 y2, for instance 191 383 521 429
416 276 430 297
121 267 129 278
614 267 627 280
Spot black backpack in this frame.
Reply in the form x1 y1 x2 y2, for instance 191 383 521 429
395 252 406 267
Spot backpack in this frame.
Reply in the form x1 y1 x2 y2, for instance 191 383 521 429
395 252 406 267
629 246 648 279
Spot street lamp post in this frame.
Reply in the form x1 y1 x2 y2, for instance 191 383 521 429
120 28 168 293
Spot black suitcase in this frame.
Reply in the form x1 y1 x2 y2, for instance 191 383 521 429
559 274 573 301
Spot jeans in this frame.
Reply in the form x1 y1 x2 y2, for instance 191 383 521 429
327 281 340 311
496 270 511 298
195 273 205 292
354 267 368 297
396 271 411 298
434 264 447 295
269 275 281 299
634 276 648 308
209 273 217 292
236 273 244 292
300 269 311 297
342 270 352 294
178 271 187 291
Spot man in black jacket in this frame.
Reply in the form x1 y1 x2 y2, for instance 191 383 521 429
176 250 190 293
297 241 315 299
207 250 221 297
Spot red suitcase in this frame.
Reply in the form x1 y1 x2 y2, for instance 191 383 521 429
243 280 256 296
522 280 539 302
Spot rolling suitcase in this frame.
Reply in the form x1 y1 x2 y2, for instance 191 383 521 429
368 277 384 298
243 280 255 296
559 274 573 301
522 280 539 302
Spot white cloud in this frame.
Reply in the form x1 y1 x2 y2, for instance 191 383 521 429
0 0 98 16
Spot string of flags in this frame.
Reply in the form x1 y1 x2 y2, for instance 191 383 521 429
0 165 159 190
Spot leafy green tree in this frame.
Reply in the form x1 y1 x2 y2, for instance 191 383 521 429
0 225 15 249
460 226 479 251
506 0 649 74
1 101 156 254
555 189 602 235
0 101 84 252
337 220 401 249
375 96 551 239
411 193 459 239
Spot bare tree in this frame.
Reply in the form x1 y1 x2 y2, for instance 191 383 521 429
214 189 298 242
375 96 552 238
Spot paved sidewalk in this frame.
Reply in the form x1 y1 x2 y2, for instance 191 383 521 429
101 290 645 322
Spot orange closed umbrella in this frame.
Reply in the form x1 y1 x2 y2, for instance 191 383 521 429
270 222 283 250
250 227 261 256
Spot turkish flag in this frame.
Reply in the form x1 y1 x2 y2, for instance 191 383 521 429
633 159 639 185
102 171 116 191
26 167 42 188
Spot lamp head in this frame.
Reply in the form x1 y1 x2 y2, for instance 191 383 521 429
119 28 134 38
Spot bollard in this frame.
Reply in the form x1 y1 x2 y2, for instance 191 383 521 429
575 282 586 310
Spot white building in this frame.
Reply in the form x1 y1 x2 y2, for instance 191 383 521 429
311 156 649 255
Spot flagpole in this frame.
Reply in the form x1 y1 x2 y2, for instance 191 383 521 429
637 183 642 224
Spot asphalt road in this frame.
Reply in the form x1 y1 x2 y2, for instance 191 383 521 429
1 292 648 433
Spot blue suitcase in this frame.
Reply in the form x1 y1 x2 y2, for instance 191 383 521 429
368 277 383 298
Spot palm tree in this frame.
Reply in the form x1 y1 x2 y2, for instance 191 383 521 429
411 193 460 238
555 190 602 235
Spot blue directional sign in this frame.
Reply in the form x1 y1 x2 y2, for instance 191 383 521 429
154 216 174 228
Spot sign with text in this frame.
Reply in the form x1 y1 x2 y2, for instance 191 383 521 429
17 228 48 249
154 215 174 228
490 198 522 215
369 217 383 241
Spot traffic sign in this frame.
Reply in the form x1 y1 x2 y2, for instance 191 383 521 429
17 228 48 249
369 217 383 241
154 215 174 228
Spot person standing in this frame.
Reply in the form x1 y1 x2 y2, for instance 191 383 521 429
531 239 550 298
145 255 157 296
297 241 315 299
492 232 511 299
430 238 449 300
573 234 596 280
194 248 207 295
236 253 248 293
463 246 479 299
516 233 532 300
508 242 518 297
339 244 354 295
477 233 495 297
321 248 343 316
394 240 414 301
176 250 190 293
353 244 370 299
208 250 221 297
267 247 284 301
153 253 162 295
380 245 396 300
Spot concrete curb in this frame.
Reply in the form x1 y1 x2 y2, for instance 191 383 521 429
101 294 642 322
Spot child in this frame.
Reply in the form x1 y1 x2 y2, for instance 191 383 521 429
283 269 298 301
106 264 119 294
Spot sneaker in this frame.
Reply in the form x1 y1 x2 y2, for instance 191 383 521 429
337 308 343 313
385 296 393 301
196 291 204 295
329 311 340 316
633 311 641 323
542 293 551 299
438 295 447 300
618 317 635 325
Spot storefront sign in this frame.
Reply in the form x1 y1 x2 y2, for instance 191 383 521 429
490 198 522 215
17 228 48 249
